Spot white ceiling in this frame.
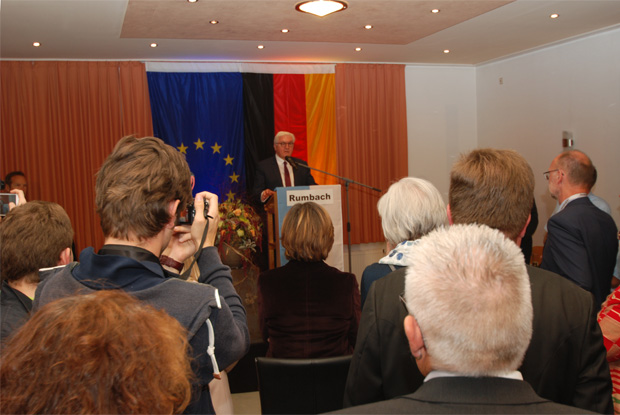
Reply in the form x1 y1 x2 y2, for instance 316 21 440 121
2 0 620 65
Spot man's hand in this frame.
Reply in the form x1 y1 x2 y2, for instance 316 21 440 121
192 191 220 249
261 189 275 203
8 189 26 209
162 191 220 267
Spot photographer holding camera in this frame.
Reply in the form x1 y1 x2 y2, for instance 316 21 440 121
33 135 250 415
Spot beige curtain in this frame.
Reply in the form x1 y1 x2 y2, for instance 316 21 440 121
1 61 153 254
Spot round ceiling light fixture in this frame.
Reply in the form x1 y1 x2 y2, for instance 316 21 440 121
295 0 348 17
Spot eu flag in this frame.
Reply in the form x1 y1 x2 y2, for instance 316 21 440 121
147 72 245 201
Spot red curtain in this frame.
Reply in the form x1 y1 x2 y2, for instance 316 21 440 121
1 61 153 254
335 64 408 244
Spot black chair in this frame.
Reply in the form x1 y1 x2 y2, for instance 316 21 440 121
255 355 352 414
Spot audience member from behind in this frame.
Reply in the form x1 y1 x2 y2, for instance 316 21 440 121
541 150 618 305
1 290 192 414
0 201 73 343
258 202 360 358
360 177 446 308
3 171 28 196
344 148 611 413
335 224 597 414
33 135 249 415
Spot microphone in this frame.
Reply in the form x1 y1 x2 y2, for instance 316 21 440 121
285 156 298 169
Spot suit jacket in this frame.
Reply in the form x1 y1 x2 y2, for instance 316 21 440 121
251 156 316 203
343 265 613 414
0 280 33 345
541 196 618 305
257 260 360 358
335 377 598 414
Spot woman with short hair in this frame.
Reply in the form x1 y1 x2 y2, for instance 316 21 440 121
258 202 360 358
361 177 447 308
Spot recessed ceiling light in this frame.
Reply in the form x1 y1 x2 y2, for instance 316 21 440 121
295 0 348 17
210 20 219 25
150 43 158 48
364 25 373 29
281 29 289 33
257 45 264 49
187 0 198 3
443 49 450 54
355 47 362 52
431 9 440 13
550 13 559 19
32 42 41 47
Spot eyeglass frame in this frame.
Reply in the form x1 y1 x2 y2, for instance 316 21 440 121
543 169 559 180
275 141 294 148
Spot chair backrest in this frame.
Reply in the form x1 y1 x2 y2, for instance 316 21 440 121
255 355 352 414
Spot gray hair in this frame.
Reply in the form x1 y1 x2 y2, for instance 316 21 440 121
404 223 532 376
274 131 295 144
377 177 447 246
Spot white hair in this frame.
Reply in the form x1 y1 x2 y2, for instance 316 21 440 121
274 131 295 144
377 177 447 246
404 223 532 376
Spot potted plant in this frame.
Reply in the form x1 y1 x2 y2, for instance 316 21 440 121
216 198 263 268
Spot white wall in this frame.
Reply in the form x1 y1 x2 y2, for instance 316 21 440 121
477 27 620 245
405 66 478 202
353 27 620 271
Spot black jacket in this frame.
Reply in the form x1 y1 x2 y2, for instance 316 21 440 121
251 156 316 203
343 265 613 414
0 280 33 345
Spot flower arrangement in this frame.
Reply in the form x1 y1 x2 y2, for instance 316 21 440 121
216 199 263 265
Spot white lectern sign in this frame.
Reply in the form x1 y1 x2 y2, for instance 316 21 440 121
276 185 344 271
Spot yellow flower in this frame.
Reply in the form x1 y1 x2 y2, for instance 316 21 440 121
237 229 245 238
233 208 242 216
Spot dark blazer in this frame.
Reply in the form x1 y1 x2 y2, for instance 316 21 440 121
343 265 613 414
335 377 598 414
0 280 33 345
251 156 316 202
257 260 360 358
541 196 618 305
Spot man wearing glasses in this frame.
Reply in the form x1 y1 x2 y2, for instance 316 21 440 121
541 150 618 305
251 131 316 203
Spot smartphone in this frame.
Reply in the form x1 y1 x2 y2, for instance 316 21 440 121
0 193 19 216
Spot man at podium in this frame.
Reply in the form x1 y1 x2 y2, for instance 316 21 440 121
251 131 316 204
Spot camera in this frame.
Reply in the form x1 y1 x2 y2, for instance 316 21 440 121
177 199 209 225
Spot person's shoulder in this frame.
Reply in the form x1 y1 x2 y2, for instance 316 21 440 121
527 264 593 303
257 156 276 168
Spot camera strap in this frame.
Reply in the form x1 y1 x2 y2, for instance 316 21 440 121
179 214 212 280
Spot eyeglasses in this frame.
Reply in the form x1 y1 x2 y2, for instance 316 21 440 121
276 142 294 147
543 169 559 180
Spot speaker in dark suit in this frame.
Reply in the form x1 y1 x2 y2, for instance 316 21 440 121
250 131 316 204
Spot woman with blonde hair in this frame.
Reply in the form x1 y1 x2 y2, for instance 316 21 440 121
258 202 360 358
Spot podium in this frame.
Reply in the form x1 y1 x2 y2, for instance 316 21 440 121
265 185 344 271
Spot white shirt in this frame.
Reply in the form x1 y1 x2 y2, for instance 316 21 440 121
275 154 295 187
424 370 524 382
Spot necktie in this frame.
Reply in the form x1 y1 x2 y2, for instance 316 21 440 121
283 161 292 187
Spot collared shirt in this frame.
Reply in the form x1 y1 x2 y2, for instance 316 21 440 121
275 154 295 187
425 370 524 382
558 192 588 212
